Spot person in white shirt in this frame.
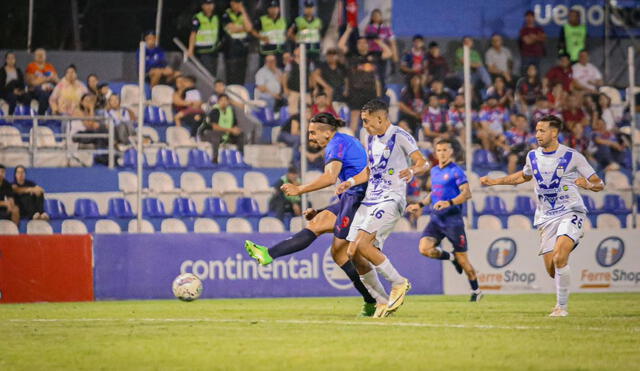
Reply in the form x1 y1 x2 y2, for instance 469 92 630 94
255 55 283 111
480 115 604 317
572 50 603 93
336 99 429 318
485 34 514 84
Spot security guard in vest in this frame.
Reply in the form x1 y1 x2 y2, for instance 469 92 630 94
288 0 323 67
222 0 253 85
251 0 288 67
558 9 587 63
200 94 244 164
188 0 221 76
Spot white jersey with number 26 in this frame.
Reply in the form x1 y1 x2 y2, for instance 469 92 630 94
522 144 597 227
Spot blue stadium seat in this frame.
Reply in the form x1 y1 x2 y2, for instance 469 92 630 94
122 148 149 168
253 107 277 126
155 148 182 169
338 105 350 122
144 105 168 125
202 197 231 217
107 198 135 218
512 195 536 216
142 197 168 218
187 149 217 169
479 196 509 216
44 199 69 220
472 149 501 171
278 106 290 125
601 194 631 215
74 198 102 219
13 104 36 129
220 149 249 168
235 197 263 217
581 195 599 214
172 197 198 217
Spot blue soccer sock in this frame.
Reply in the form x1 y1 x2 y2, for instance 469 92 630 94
340 261 376 304
438 250 453 261
469 279 479 292
268 228 317 259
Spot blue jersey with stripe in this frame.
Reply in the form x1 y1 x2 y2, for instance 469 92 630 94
430 162 468 219
325 132 367 194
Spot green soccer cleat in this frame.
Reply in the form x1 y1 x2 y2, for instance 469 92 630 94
359 302 377 317
244 240 273 266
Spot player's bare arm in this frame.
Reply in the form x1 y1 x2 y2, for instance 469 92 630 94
282 161 343 196
335 166 370 195
399 151 430 183
480 171 532 186
575 174 605 192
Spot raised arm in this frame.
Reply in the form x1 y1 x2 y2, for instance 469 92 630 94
480 171 532 186
282 160 343 196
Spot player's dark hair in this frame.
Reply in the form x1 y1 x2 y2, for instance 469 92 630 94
218 93 229 100
538 114 563 131
310 113 346 130
361 99 388 114
435 138 454 148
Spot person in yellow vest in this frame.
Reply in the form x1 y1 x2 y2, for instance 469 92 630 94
251 0 288 67
287 0 323 67
222 0 253 85
268 166 303 219
558 9 587 63
200 94 244 164
188 0 221 77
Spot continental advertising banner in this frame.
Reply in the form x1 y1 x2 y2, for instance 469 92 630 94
93 233 442 300
443 230 640 295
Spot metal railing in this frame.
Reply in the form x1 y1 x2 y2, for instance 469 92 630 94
0 115 115 168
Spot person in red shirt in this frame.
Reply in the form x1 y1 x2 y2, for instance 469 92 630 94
518 10 546 75
310 92 338 117
544 54 574 93
562 93 588 132
25 48 59 114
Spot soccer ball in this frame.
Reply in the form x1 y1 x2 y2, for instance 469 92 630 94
172 273 203 301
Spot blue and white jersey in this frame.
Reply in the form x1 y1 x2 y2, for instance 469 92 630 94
522 144 596 227
364 125 419 204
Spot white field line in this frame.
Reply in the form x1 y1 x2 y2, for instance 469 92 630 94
5 317 639 333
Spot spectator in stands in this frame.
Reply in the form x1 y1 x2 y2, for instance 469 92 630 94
447 93 471 145
277 106 320 169
426 41 449 86
485 34 514 85
252 0 288 67
0 164 19 225
546 82 567 110
208 79 227 106
562 93 588 132
564 123 590 156
288 1 323 67
400 34 427 84
583 93 600 128
515 64 543 118
188 0 221 77
428 80 453 108
559 9 586 63
592 117 626 171
49 65 88 116
544 53 574 93
173 76 204 133
0 51 26 115
597 93 617 132
269 166 302 219
25 48 59 115
11 165 48 221
422 95 451 143
502 114 535 174
398 74 427 136
455 37 492 90
339 26 384 133
531 96 560 128
339 24 391 87
222 0 253 85
310 91 337 117
72 93 108 148
311 48 346 103
477 95 509 150
572 50 603 94
255 55 284 111
518 10 546 75
364 8 399 86
485 76 514 109
201 94 244 164
140 31 180 87
283 47 312 116
106 94 136 146
86 74 110 111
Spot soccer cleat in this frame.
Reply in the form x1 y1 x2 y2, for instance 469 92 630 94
451 256 463 274
359 302 377 317
372 303 388 318
244 240 273 266
470 291 484 302
549 306 569 317
385 278 411 316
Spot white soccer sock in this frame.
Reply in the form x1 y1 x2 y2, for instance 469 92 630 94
374 258 405 286
360 270 389 304
555 265 571 310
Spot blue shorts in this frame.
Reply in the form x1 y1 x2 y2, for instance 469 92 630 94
325 191 364 240
421 216 468 253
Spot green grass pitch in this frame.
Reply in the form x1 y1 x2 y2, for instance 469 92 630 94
1 293 639 370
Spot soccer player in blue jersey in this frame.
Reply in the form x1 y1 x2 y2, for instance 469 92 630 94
245 113 381 316
406 138 483 302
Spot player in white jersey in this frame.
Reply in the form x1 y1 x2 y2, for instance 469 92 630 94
336 99 429 317
480 115 604 317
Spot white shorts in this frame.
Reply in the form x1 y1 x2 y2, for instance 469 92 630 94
346 199 404 250
538 212 585 255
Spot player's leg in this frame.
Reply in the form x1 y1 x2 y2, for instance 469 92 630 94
245 208 335 265
331 237 379 315
418 222 463 274
444 225 482 301
548 235 576 317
